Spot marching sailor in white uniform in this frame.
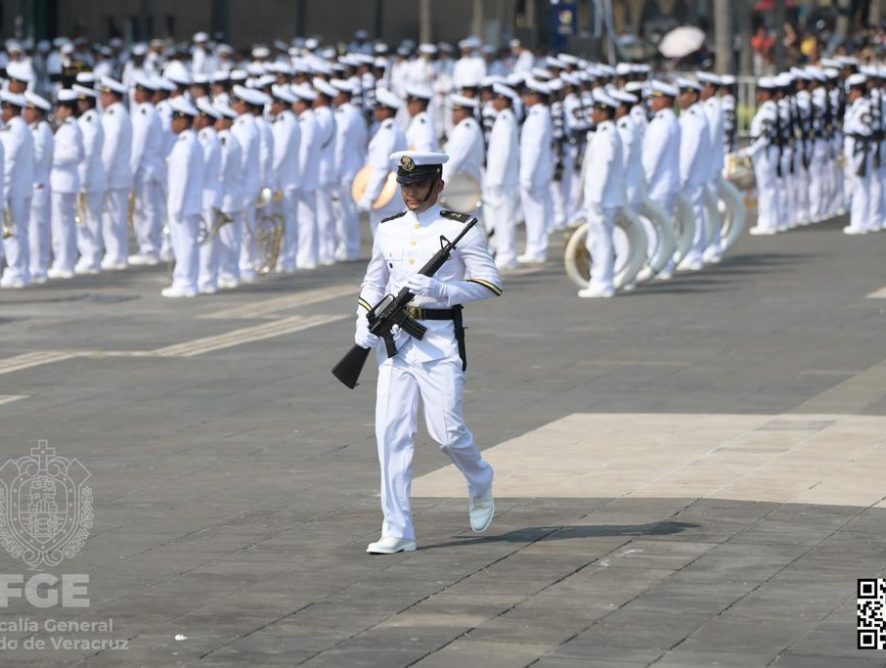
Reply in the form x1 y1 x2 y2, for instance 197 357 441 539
47 90 83 279
25 92 54 284
355 150 501 554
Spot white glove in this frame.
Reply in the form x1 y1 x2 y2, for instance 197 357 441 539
354 316 379 349
357 199 372 214
406 274 447 299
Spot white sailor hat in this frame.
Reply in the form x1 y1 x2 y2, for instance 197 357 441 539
154 77 176 92
597 64 615 77
193 31 209 43
0 90 26 108
418 43 437 55
649 80 677 97
211 70 230 84
458 75 482 89
719 74 736 86
229 69 248 83
304 37 320 51
372 57 387 69
458 36 481 50
449 93 478 109
404 84 433 101
491 82 518 104
480 75 503 88
215 102 238 119
846 73 868 89
232 84 267 106
131 43 148 56
169 97 199 117
60 43 75 55
611 89 638 105
860 64 878 77
291 83 318 102
133 73 157 90
634 63 652 75
505 73 524 87
696 71 721 85
312 78 337 98
390 150 449 184
99 76 127 95
252 45 270 59
591 89 619 110
330 78 356 95
547 78 563 92
195 98 221 119
546 56 565 69
823 68 840 80
615 62 633 76
217 43 234 56
838 56 860 67
675 77 701 92
531 67 553 80
6 61 32 83
24 91 50 112
524 78 551 96
75 71 96 86
71 84 98 99
57 89 78 103
625 81 645 95
165 70 191 88
270 84 296 104
192 73 210 86
774 73 794 88
374 87 402 109
757 76 777 90
255 74 276 89
560 73 580 87
560 54 579 66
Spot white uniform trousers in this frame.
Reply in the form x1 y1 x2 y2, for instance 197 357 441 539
296 189 318 269
217 214 242 284
276 188 299 272
239 207 258 279
50 192 78 272
682 184 707 265
550 153 574 231
483 187 519 266
197 209 220 292
169 214 200 291
316 183 336 264
29 185 51 280
1 195 32 284
375 355 494 541
793 156 810 224
102 189 130 266
754 160 779 233
848 169 871 233
808 141 828 221
585 203 618 292
77 190 104 271
519 183 551 261
133 179 165 260
871 161 886 231
704 179 722 260
334 179 360 261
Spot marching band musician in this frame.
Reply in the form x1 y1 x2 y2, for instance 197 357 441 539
72 83 105 275
578 90 624 299
356 150 500 554
843 73 873 235
404 85 437 151
518 78 554 264
269 85 301 273
676 78 711 271
484 83 520 270
161 97 204 298
0 91 34 288
313 78 339 266
357 88 407 234
128 74 165 266
228 85 262 286
292 83 320 269
47 90 83 280
213 103 244 290
98 76 133 270
25 92 54 284
332 78 367 262
441 93 484 214
194 99 222 295
742 77 781 235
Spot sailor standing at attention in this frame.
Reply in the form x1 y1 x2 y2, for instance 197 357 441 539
356 150 501 554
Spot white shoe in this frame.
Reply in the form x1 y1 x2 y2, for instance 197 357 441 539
240 270 258 283
749 226 776 236
128 254 160 266
320 259 336 266
198 285 218 295
47 267 75 280
218 277 240 290
469 485 495 533
843 226 867 235
677 258 703 272
495 259 518 272
74 263 100 275
297 263 317 271
577 285 615 299
516 253 544 265
0 275 27 289
366 536 417 554
622 281 636 292
703 251 722 264
30 273 47 285
161 285 197 298
101 260 128 271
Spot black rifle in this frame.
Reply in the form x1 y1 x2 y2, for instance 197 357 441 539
332 217 478 389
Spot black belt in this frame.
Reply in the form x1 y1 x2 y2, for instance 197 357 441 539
405 304 468 371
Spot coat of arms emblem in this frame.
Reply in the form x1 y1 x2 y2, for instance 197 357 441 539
0 441 93 569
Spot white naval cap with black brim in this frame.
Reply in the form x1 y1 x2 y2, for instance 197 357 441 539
390 151 450 185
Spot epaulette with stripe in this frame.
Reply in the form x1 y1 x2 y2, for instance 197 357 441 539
440 209 472 223
380 211 406 223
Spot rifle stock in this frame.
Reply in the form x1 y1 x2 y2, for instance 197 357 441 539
331 344 372 389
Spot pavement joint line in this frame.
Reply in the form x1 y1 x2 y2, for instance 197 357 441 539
0 350 82 376
151 314 347 357
0 394 28 406
865 285 886 298
198 283 358 320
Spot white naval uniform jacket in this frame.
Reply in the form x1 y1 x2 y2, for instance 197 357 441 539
2 115 34 201
642 108 681 201
615 114 643 204
358 205 502 366
406 110 436 152
31 119 54 189
271 110 301 192
216 129 243 215
519 103 554 190
100 101 133 191
197 127 222 211
78 109 105 194
442 116 484 185
679 103 711 190
485 107 519 192
583 120 625 208
166 129 204 219
50 118 83 194
844 97 872 175
296 108 320 192
360 118 407 210
130 101 166 184
703 96 725 179
254 114 275 191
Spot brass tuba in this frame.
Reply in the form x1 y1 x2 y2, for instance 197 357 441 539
250 188 285 274
198 208 235 245
2 206 13 239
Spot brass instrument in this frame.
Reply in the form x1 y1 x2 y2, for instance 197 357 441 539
198 208 235 245
563 208 648 290
351 166 398 210
128 192 137 231
249 188 285 274
75 193 88 227
439 172 482 213
725 153 755 191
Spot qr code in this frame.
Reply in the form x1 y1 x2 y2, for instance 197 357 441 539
858 579 886 649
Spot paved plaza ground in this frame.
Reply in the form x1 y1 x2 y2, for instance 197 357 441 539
1 217 886 667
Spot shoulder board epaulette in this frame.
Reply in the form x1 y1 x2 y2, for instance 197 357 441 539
380 211 406 223
441 209 472 223
141 108 146 114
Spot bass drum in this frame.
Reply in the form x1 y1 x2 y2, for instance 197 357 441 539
704 186 723 251
672 193 697 266
439 171 482 213
351 166 399 210
718 177 747 254
564 208 648 290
